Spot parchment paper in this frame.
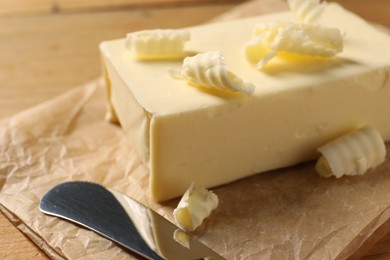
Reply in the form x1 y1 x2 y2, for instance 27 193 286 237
1 1 390 259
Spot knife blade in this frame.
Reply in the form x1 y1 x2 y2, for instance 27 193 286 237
39 181 225 260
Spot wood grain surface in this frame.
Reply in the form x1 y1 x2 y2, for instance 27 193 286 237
0 0 390 259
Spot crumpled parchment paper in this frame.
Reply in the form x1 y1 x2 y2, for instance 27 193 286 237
1 1 390 259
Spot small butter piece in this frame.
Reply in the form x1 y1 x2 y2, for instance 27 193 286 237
287 0 327 23
173 229 192 249
316 126 387 178
171 50 255 95
125 29 190 60
245 21 343 69
173 183 218 231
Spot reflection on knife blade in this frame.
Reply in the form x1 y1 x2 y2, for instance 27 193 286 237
39 181 226 260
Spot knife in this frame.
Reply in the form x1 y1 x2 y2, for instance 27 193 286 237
39 181 225 260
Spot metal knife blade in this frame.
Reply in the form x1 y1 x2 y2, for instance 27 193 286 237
39 181 225 260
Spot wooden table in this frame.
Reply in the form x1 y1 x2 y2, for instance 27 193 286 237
0 0 389 258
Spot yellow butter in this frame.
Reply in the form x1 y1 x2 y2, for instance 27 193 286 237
173 183 219 232
316 126 386 178
245 21 343 69
125 29 190 60
173 229 192 249
100 3 390 201
171 50 255 95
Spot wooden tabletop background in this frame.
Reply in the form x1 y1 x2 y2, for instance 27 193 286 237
0 0 390 259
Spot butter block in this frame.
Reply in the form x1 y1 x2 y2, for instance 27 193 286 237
100 3 390 201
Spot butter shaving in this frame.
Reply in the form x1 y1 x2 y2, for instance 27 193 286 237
173 229 192 249
287 0 327 23
245 21 343 69
171 50 255 95
125 29 190 60
316 126 387 178
173 182 219 232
